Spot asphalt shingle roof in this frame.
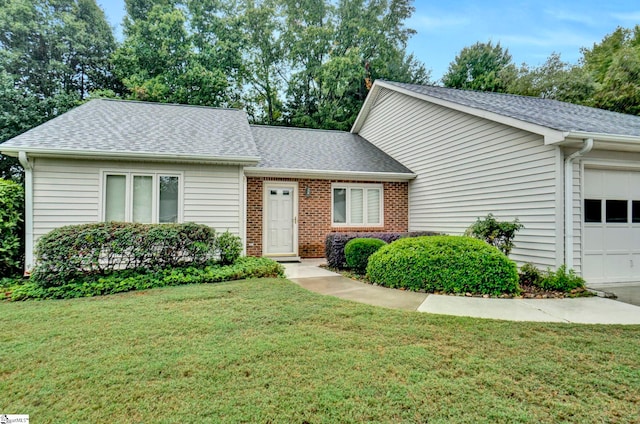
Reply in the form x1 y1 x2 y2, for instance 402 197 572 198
385 81 640 137
251 125 413 174
1 99 259 159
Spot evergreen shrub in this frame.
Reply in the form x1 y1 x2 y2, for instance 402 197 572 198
344 238 387 272
0 179 24 277
465 213 524 256
537 265 585 292
31 222 242 288
367 235 520 295
325 231 439 269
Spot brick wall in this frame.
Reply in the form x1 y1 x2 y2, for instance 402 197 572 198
246 177 408 258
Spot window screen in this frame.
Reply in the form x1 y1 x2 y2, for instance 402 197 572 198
133 175 153 223
159 176 179 223
333 188 346 223
105 175 126 221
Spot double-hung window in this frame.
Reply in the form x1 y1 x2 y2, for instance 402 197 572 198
103 172 181 223
332 183 383 226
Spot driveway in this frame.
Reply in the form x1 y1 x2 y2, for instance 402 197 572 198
589 283 640 307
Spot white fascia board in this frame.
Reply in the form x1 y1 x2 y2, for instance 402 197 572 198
360 80 567 144
351 84 382 133
0 147 261 165
244 167 416 182
563 131 640 145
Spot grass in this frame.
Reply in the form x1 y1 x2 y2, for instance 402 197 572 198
1 278 639 423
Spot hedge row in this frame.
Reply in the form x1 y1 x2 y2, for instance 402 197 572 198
0 179 24 277
31 222 240 288
367 236 520 295
325 231 439 269
5 256 284 300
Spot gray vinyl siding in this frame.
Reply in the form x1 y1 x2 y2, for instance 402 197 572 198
358 88 560 268
31 158 243 244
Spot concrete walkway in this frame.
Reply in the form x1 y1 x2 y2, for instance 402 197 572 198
284 260 640 324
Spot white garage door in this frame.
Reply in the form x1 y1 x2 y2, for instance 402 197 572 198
583 168 640 284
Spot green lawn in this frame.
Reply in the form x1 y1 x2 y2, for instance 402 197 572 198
1 278 639 423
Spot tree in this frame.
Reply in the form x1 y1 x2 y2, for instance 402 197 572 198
0 0 118 99
113 1 234 106
442 41 516 92
508 53 595 104
239 0 286 124
0 0 114 181
582 26 640 115
283 0 429 130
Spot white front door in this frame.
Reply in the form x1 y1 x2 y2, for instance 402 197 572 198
583 168 640 283
264 183 298 256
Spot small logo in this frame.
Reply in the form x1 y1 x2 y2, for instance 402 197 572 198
0 415 29 424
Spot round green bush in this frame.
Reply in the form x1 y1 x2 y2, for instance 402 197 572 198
366 235 520 295
344 238 387 272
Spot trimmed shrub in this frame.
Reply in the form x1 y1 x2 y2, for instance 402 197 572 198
5 256 284 301
31 222 219 288
0 179 24 277
345 238 387 272
325 231 439 269
519 263 542 286
367 235 520 295
216 230 242 265
465 213 524 256
536 266 585 292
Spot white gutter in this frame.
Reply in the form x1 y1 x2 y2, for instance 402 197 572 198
565 131 640 144
564 138 593 270
243 167 417 182
18 152 34 273
1 148 261 166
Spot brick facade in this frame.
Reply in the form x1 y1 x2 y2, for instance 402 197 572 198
246 177 408 258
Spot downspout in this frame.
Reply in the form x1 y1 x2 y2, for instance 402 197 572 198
18 151 34 274
564 138 593 270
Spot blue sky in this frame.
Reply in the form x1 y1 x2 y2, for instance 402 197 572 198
99 0 640 82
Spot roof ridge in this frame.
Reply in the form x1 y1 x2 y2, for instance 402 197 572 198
92 98 245 113
251 124 349 134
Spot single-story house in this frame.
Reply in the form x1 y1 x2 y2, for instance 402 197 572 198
0 98 414 271
3 80 640 284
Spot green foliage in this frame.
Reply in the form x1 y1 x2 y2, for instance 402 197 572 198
31 222 224 288
0 0 118 99
113 3 229 105
344 238 387 272
518 262 542 286
508 53 595 104
216 230 243 266
536 265 586 292
0 179 24 277
367 236 520 295
4 256 284 300
442 41 516 92
465 213 524 256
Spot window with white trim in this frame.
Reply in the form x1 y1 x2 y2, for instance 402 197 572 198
103 172 181 223
332 184 383 226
